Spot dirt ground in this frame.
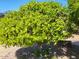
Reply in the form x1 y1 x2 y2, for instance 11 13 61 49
0 34 79 59
0 46 21 59
66 34 79 46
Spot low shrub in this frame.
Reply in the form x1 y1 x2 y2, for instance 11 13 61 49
0 2 69 46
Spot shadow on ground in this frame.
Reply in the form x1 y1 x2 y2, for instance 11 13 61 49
16 41 79 59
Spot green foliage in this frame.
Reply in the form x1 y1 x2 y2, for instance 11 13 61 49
0 2 69 46
67 0 79 32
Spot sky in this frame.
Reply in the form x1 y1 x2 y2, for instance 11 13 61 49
0 0 67 13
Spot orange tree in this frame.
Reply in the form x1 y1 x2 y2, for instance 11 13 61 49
0 2 69 47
